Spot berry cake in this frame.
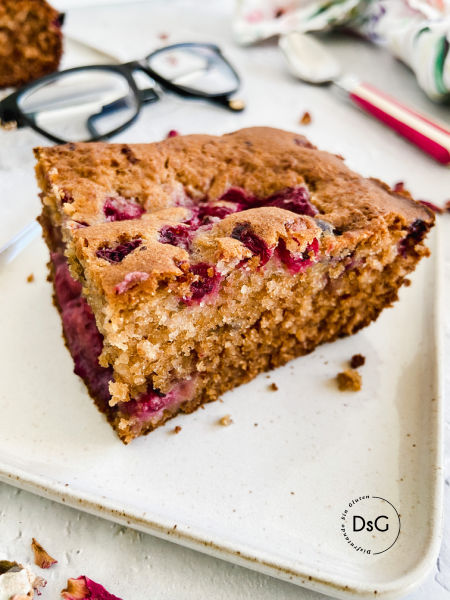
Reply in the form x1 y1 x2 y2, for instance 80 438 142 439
35 127 434 443
0 0 63 89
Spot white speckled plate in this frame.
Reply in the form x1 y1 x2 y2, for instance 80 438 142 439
0 223 442 599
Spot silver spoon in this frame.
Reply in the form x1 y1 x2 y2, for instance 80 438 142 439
279 32 449 165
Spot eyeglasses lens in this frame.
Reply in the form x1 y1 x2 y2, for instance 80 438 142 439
147 46 238 96
18 69 138 142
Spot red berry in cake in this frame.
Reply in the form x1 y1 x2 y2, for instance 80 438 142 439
219 187 256 206
61 190 74 204
231 223 272 266
167 130 179 138
265 186 318 217
159 224 192 250
96 239 142 263
198 202 244 221
120 389 168 417
184 263 221 304
398 219 427 256
114 271 150 294
103 196 144 221
276 237 319 273
52 252 82 304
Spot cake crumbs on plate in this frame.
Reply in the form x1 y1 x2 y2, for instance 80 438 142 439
350 353 365 369
31 538 57 569
26 273 34 283
173 425 182 434
268 382 278 391
336 369 362 391
300 111 312 125
219 415 233 427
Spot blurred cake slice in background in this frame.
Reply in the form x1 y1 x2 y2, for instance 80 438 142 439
0 0 63 89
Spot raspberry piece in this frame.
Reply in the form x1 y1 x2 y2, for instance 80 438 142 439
119 389 167 417
114 272 149 294
184 263 221 304
276 237 319 273
103 196 144 222
231 223 272 266
265 186 318 217
96 239 142 263
158 225 191 250
219 187 256 206
198 202 244 221
398 219 427 256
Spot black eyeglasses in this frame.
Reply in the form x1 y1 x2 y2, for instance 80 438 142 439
0 43 244 144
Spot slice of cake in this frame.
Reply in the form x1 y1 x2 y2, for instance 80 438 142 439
35 127 434 443
0 0 63 89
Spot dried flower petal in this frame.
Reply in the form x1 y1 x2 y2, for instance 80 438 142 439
61 576 123 600
31 538 57 569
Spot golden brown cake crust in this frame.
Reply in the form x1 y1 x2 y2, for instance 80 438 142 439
35 127 433 229
34 127 434 296
0 0 63 89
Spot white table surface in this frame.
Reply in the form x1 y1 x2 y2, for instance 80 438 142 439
0 1 449 599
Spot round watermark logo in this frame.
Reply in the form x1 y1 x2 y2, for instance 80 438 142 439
340 496 400 555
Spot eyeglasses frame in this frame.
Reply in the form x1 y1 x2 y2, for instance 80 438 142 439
0 42 242 144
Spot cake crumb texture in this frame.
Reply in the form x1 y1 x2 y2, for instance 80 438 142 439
300 111 312 125
337 369 362 392
350 353 366 368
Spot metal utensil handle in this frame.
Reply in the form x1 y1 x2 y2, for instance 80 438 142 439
348 82 450 165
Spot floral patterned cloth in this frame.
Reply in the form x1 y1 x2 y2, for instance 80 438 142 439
233 0 450 101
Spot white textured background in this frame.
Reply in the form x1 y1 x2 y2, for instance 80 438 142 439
0 2 449 599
